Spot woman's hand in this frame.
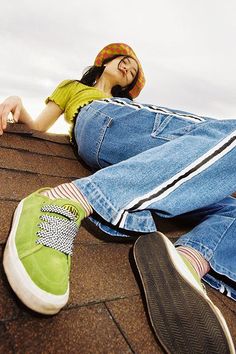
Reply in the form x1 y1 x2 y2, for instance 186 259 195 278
0 96 63 135
0 96 22 135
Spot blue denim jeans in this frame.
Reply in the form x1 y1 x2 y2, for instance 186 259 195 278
73 98 236 300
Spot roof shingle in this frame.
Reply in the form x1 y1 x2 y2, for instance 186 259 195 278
0 124 235 353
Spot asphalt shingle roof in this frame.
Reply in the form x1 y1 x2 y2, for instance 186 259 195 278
0 124 235 353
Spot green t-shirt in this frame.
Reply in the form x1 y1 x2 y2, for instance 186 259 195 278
45 80 111 124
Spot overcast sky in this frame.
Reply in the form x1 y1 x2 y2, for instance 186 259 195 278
0 0 235 133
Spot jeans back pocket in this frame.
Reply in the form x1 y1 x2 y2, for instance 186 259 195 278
75 105 113 169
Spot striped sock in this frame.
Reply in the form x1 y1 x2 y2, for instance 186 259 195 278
177 246 210 279
41 182 93 217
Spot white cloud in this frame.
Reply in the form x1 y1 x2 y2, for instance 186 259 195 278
0 0 235 135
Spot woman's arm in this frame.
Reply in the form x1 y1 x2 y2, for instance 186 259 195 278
0 96 63 135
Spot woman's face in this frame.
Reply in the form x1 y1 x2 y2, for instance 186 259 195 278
103 56 138 88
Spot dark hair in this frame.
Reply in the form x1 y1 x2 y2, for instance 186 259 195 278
79 55 138 100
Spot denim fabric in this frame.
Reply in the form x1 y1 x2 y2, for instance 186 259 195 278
73 98 236 300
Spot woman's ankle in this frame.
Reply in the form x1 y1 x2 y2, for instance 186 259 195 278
41 182 93 217
177 246 210 279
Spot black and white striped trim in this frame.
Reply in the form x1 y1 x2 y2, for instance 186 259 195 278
36 205 79 255
95 98 205 123
113 129 236 228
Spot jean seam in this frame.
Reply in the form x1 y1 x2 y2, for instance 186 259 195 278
209 217 236 279
151 114 173 138
86 106 114 169
95 116 113 168
77 179 123 220
152 117 208 140
175 217 236 277
175 239 214 259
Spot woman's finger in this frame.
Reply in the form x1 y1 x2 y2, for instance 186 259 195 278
0 104 5 134
1 105 10 129
13 105 21 122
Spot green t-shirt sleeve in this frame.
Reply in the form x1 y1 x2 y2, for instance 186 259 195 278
45 80 75 111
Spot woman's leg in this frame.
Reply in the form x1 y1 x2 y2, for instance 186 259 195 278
75 98 209 169
3 108 236 351
73 116 236 290
175 196 236 299
75 118 236 235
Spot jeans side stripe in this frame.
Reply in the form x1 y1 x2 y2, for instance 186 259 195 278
115 130 236 228
96 98 205 122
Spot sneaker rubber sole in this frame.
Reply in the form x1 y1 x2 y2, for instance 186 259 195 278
133 232 235 354
3 200 69 315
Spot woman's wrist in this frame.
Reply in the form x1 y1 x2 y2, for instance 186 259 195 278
18 106 34 127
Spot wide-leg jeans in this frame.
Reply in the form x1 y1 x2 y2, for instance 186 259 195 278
73 98 236 300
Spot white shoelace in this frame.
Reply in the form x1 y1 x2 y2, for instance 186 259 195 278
36 205 79 255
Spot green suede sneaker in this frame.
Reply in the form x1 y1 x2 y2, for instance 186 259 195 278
3 188 86 315
134 232 235 354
